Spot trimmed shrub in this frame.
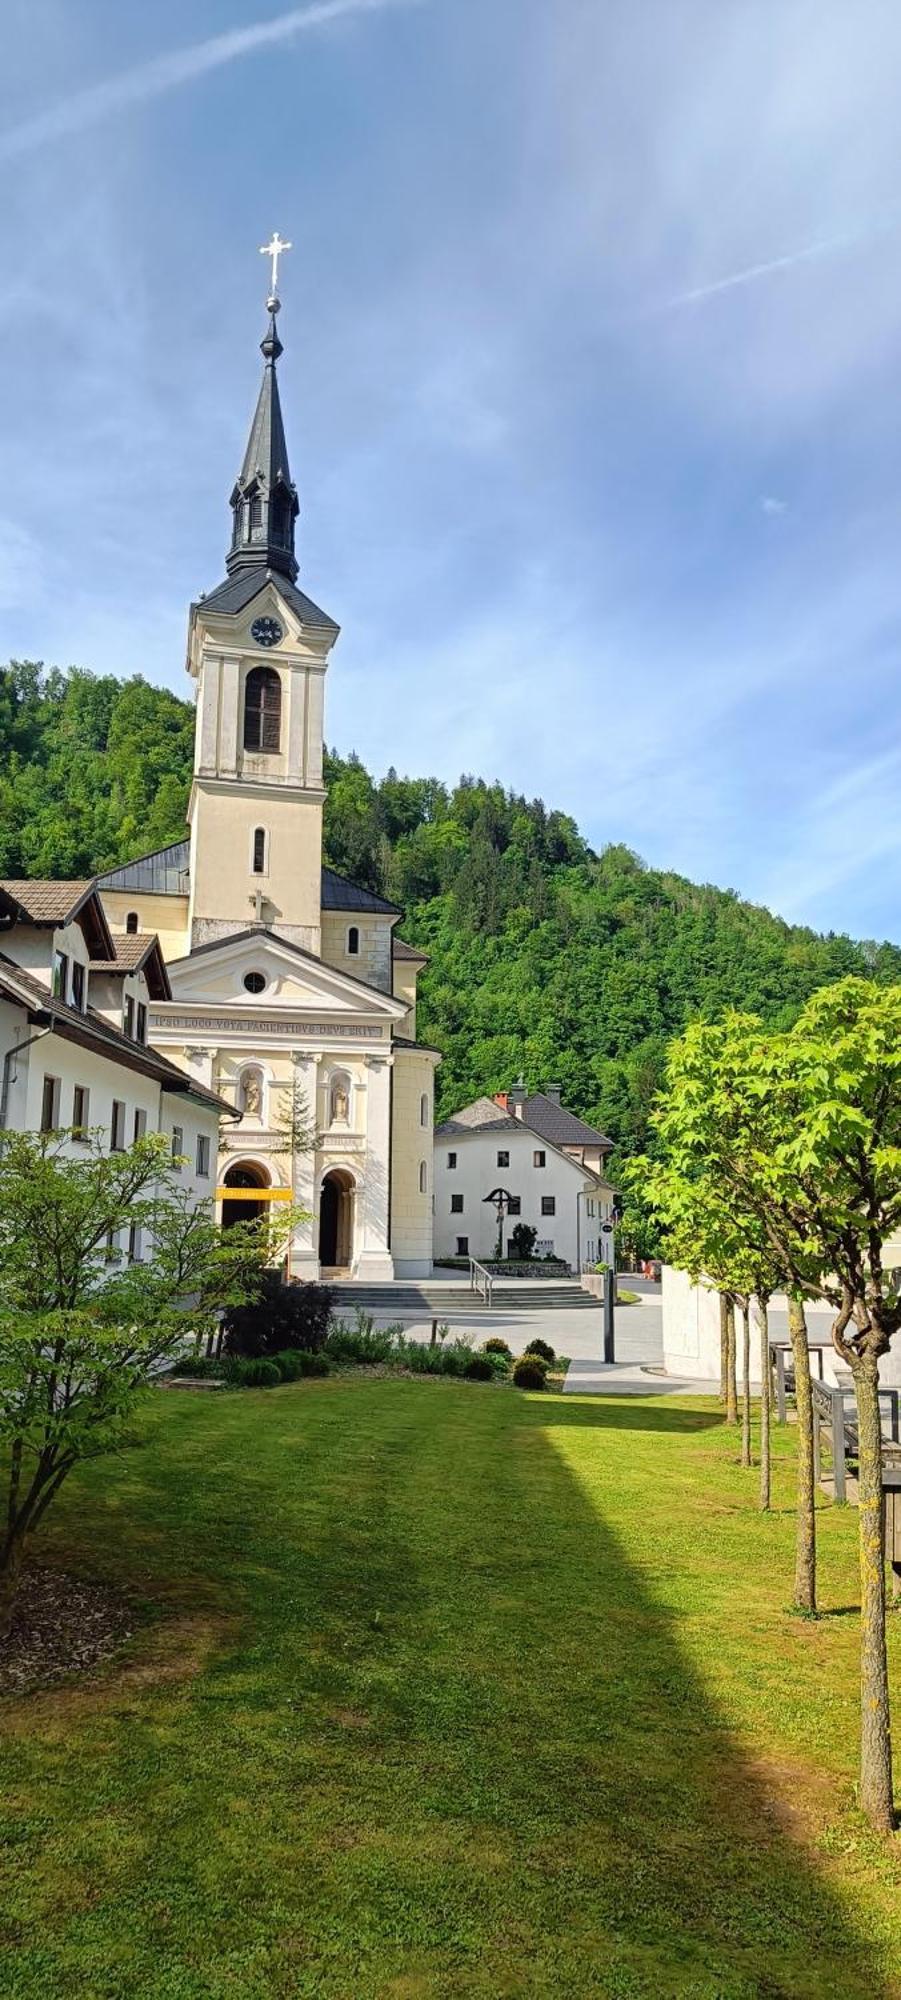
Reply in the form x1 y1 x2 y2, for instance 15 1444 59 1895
271 1350 303 1381
228 1356 281 1388
223 1273 335 1358
463 1355 495 1381
513 1356 549 1391
524 1337 556 1365
170 1353 222 1379
509 1222 537 1262
484 1337 512 1357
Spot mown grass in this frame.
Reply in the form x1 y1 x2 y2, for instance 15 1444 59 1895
2 1377 901 1999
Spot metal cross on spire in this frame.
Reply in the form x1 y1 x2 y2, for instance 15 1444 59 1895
260 231 292 301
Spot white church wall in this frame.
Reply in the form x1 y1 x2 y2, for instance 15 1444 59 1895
661 1266 901 1388
391 1048 436 1277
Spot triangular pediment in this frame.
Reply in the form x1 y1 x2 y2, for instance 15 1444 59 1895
164 929 405 1020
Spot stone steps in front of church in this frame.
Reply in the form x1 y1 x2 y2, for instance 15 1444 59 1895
328 1281 600 1317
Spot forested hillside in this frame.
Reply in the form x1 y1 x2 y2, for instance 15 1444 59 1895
3 660 899 1171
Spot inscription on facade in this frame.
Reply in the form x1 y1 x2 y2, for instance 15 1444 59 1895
153 1016 381 1038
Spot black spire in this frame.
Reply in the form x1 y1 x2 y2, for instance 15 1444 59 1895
226 298 299 582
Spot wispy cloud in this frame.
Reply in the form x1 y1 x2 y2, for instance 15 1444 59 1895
665 209 901 311
0 0 417 162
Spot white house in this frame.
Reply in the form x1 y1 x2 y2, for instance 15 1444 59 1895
0 880 233 1255
433 1086 616 1272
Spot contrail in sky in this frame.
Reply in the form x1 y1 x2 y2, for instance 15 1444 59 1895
0 0 417 162
667 209 901 309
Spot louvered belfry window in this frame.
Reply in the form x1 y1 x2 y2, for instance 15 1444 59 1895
244 666 282 752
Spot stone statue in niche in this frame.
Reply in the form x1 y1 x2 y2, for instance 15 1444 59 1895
331 1080 350 1125
242 1070 263 1118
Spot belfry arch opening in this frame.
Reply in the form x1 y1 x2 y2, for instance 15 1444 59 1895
319 1168 355 1272
221 1160 271 1231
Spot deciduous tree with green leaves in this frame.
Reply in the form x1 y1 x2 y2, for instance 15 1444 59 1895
0 1130 294 1631
648 983 901 1831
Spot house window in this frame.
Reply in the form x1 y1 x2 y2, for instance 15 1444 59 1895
125 912 139 935
128 1223 141 1264
72 1085 89 1140
52 951 69 1001
533 1150 546 1169
347 926 360 956
133 1108 147 1145
252 827 267 875
419 1161 428 1194
196 1134 211 1177
123 994 135 1039
507 1195 521 1216
243 665 281 752
244 971 266 995
541 1195 556 1217
447 1151 457 1169
456 1236 469 1257
171 1126 184 1168
40 1074 61 1132
110 1100 127 1152
71 961 86 1012
105 1229 121 1264
497 1149 509 1168
136 1002 147 1044
451 1193 464 1214
420 1093 429 1127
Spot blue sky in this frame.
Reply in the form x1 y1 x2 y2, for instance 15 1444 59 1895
2 1 901 940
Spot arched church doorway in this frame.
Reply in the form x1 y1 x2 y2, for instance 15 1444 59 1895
222 1161 270 1230
319 1169 355 1271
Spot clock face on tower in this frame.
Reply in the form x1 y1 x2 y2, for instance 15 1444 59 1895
250 615 283 649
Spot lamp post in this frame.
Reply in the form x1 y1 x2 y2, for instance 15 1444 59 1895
600 1200 622 1364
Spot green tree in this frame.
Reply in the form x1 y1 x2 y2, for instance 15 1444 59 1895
646 984 901 1832
0 1130 291 1629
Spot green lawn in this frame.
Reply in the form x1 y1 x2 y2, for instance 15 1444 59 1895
2 1377 901 1999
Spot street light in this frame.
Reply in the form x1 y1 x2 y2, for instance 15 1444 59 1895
600 1199 623 1364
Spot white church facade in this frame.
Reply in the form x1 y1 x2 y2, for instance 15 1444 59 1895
95 260 438 1279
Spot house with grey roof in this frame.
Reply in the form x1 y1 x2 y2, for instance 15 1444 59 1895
433 1085 615 1274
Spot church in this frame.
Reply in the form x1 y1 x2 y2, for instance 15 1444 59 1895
95 248 439 1280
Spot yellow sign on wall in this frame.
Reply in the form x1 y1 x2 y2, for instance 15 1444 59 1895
216 1186 293 1203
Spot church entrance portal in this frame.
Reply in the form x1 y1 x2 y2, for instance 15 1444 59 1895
222 1161 270 1230
319 1169 355 1271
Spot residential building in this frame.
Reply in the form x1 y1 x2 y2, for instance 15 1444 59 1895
433 1089 616 1273
0 881 232 1241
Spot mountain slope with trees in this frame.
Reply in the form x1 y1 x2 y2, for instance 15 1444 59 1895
3 659 899 1172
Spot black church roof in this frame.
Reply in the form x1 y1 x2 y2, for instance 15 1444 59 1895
97 843 399 916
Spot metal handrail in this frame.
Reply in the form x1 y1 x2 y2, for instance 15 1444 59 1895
469 1257 493 1308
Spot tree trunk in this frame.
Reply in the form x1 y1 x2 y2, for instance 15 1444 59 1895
719 1293 729 1404
758 1298 771 1511
850 1352 895 1832
0 1532 25 1641
741 1303 752 1467
725 1298 738 1426
788 1297 816 1613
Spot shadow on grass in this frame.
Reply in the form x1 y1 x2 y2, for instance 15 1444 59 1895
2 1376 890 1999
544 1393 723 1434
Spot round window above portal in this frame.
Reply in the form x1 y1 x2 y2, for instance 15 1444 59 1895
243 971 266 995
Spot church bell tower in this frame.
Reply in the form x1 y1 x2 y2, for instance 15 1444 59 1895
185 236 340 954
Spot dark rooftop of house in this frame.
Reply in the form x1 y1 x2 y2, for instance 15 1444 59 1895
518 1091 613 1152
